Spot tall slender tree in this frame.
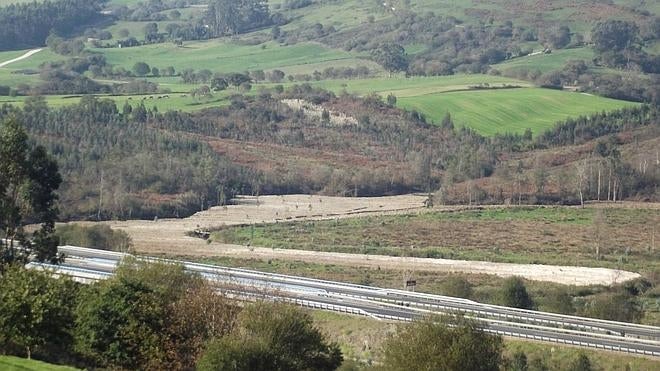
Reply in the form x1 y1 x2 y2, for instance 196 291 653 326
0 117 62 267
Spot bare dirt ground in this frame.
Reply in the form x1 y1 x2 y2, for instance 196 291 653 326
78 194 651 286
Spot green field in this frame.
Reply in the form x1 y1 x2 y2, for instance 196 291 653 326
496 48 596 74
0 48 65 86
0 356 78 371
303 74 530 97
0 91 235 112
397 87 637 135
93 40 372 75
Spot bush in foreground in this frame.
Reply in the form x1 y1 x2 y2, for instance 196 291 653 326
380 316 503 371
198 302 343 371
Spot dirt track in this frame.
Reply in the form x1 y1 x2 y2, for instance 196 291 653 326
87 195 643 286
0 48 42 68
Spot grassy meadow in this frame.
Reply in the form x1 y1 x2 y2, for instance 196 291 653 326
397 87 637 135
301 74 530 96
0 48 65 86
495 47 596 74
93 40 368 76
0 356 78 371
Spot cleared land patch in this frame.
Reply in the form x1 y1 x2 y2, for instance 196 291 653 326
77 195 644 285
213 206 660 273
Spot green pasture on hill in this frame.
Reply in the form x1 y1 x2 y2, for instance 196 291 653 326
397 87 638 135
0 48 65 86
0 92 232 111
291 74 527 96
93 40 366 76
496 47 596 74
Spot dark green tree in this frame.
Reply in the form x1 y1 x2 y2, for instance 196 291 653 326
1 117 62 267
144 22 159 43
545 25 571 49
441 112 454 130
540 287 575 315
380 316 503 371
132 103 148 122
592 20 640 53
386 93 397 107
440 275 473 299
198 302 343 371
581 291 642 323
207 0 270 36
509 351 528 371
0 265 78 359
500 277 534 309
371 42 408 73
197 336 278 371
132 62 151 77
74 259 205 369
211 76 229 91
226 72 251 87
568 353 592 371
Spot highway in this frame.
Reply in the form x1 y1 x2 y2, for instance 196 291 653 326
27 245 660 358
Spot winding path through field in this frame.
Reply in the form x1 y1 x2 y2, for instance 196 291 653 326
77 195 646 286
0 48 42 68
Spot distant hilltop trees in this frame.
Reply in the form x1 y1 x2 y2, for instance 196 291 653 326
0 0 105 51
206 0 272 37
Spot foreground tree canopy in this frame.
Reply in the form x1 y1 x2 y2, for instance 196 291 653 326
0 265 78 359
380 316 503 371
0 117 62 267
198 302 343 371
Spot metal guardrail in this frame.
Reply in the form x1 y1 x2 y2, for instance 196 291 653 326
43 247 660 358
56 246 658 335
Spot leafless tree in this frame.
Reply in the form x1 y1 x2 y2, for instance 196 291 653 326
575 160 587 208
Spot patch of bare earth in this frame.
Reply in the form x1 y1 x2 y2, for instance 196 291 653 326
78 195 645 286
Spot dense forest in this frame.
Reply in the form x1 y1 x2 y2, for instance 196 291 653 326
0 88 493 219
0 0 106 51
1 86 657 221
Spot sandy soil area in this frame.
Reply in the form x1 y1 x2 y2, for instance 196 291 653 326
81 195 644 286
